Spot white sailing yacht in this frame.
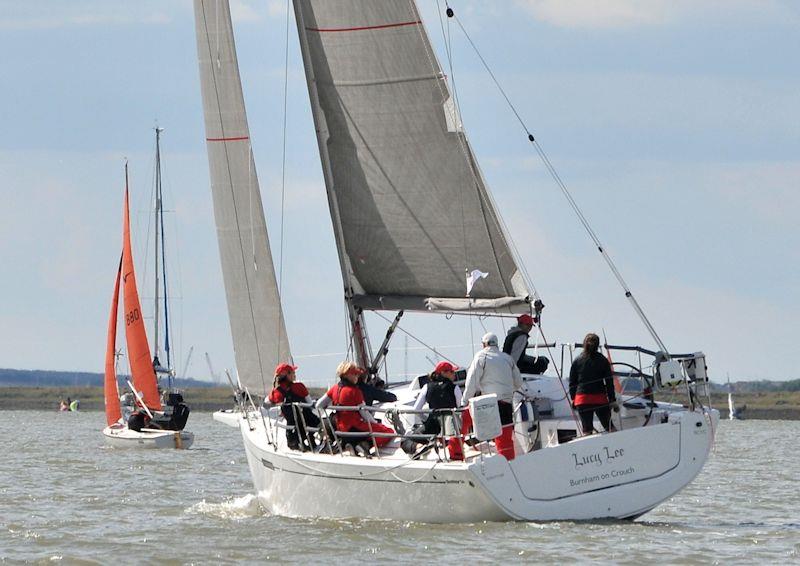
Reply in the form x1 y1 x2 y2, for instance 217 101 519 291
727 375 744 420
193 0 718 521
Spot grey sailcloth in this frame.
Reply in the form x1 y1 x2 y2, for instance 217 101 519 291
194 0 291 392
293 0 531 313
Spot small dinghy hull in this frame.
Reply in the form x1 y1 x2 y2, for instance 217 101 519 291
102 424 194 449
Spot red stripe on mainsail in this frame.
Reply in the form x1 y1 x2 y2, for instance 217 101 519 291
206 136 249 142
306 20 421 33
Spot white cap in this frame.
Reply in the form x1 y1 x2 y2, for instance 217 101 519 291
481 332 498 346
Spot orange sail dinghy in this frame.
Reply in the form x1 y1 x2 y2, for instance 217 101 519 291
102 146 194 449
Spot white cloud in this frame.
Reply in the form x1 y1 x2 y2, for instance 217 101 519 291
520 0 670 30
0 8 171 31
516 0 797 30
230 0 263 23
707 162 800 227
266 0 289 19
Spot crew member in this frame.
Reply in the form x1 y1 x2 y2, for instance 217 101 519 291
127 408 151 432
503 313 549 374
358 374 398 406
402 361 469 460
569 333 617 435
463 333 523 460
268 363 320 451
315 362 395 455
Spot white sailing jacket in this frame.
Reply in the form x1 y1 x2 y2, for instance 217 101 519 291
462 345 523 404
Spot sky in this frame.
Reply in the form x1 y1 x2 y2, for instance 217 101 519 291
0 0 797 386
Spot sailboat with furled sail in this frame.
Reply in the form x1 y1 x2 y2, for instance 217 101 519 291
194 0 717 521
102 142 194 449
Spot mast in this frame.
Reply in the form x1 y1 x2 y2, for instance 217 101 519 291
153 126 164 370
291 0 372 369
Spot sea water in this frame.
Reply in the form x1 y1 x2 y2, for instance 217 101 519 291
0 411 798 563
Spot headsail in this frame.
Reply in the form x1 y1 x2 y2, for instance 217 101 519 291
194 0 292 393
121 174 162 411
293 0 531 313
104 258 123 426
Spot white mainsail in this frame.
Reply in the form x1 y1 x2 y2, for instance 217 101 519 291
292 0 531 313
194 0 291 392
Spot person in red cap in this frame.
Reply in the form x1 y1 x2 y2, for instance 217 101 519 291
404 361 470 460
503 313 549 375
315 361 395 455
268 363 319 451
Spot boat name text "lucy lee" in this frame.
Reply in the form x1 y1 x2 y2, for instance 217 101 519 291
571 446 624 468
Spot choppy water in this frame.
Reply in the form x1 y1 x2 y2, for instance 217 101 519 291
1 411 797 564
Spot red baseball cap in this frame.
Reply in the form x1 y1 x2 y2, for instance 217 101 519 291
274 363 298 376
434 361 459 373
518 314 537 326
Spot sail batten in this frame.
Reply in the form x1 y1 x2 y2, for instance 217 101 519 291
293 0 531 313
194 0 292 393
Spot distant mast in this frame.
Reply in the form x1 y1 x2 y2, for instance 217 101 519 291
152 126 172 384
153 127 162 370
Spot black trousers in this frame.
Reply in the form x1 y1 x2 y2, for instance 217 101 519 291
518 355 549 375
577 404 611 434
283 405 320 449
498 400 514 425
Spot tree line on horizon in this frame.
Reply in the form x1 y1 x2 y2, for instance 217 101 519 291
0 368 217 388
1 367 796 392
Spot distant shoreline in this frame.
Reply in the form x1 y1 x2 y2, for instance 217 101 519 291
1 386 797 420
0 386 239 412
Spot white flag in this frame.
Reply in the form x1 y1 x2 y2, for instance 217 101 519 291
466 269 489 296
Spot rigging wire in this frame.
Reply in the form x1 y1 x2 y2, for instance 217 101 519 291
420 2 540 307
154 127 187 379
277 0 291 363
373 311 458 366
435 0 476 357
412 1 508 303
449 10 670 355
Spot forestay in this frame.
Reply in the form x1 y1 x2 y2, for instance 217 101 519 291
293 0 531 313
194 0 292 392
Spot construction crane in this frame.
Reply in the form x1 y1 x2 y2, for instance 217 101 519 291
180 346 194 379
205 352 221 385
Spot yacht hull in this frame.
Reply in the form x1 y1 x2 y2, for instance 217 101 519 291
240 409 715 522
212 409 245 428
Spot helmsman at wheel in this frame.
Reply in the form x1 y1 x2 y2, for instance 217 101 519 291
463 332 523 460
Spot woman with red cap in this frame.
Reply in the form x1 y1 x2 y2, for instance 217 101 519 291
268 363 320 451
315 361 395 455
406 361 470 460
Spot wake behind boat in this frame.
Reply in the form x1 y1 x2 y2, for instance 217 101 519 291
102 132 194 449
193 0 717 521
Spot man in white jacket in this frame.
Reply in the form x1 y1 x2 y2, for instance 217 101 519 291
463 332 523 460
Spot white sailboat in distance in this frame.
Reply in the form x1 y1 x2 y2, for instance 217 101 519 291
193 0 718 521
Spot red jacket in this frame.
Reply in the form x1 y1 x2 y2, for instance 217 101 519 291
269 382 309 405
327 381 369 432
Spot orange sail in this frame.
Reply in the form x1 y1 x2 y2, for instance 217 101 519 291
121 169 162 411
104 258 123 426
